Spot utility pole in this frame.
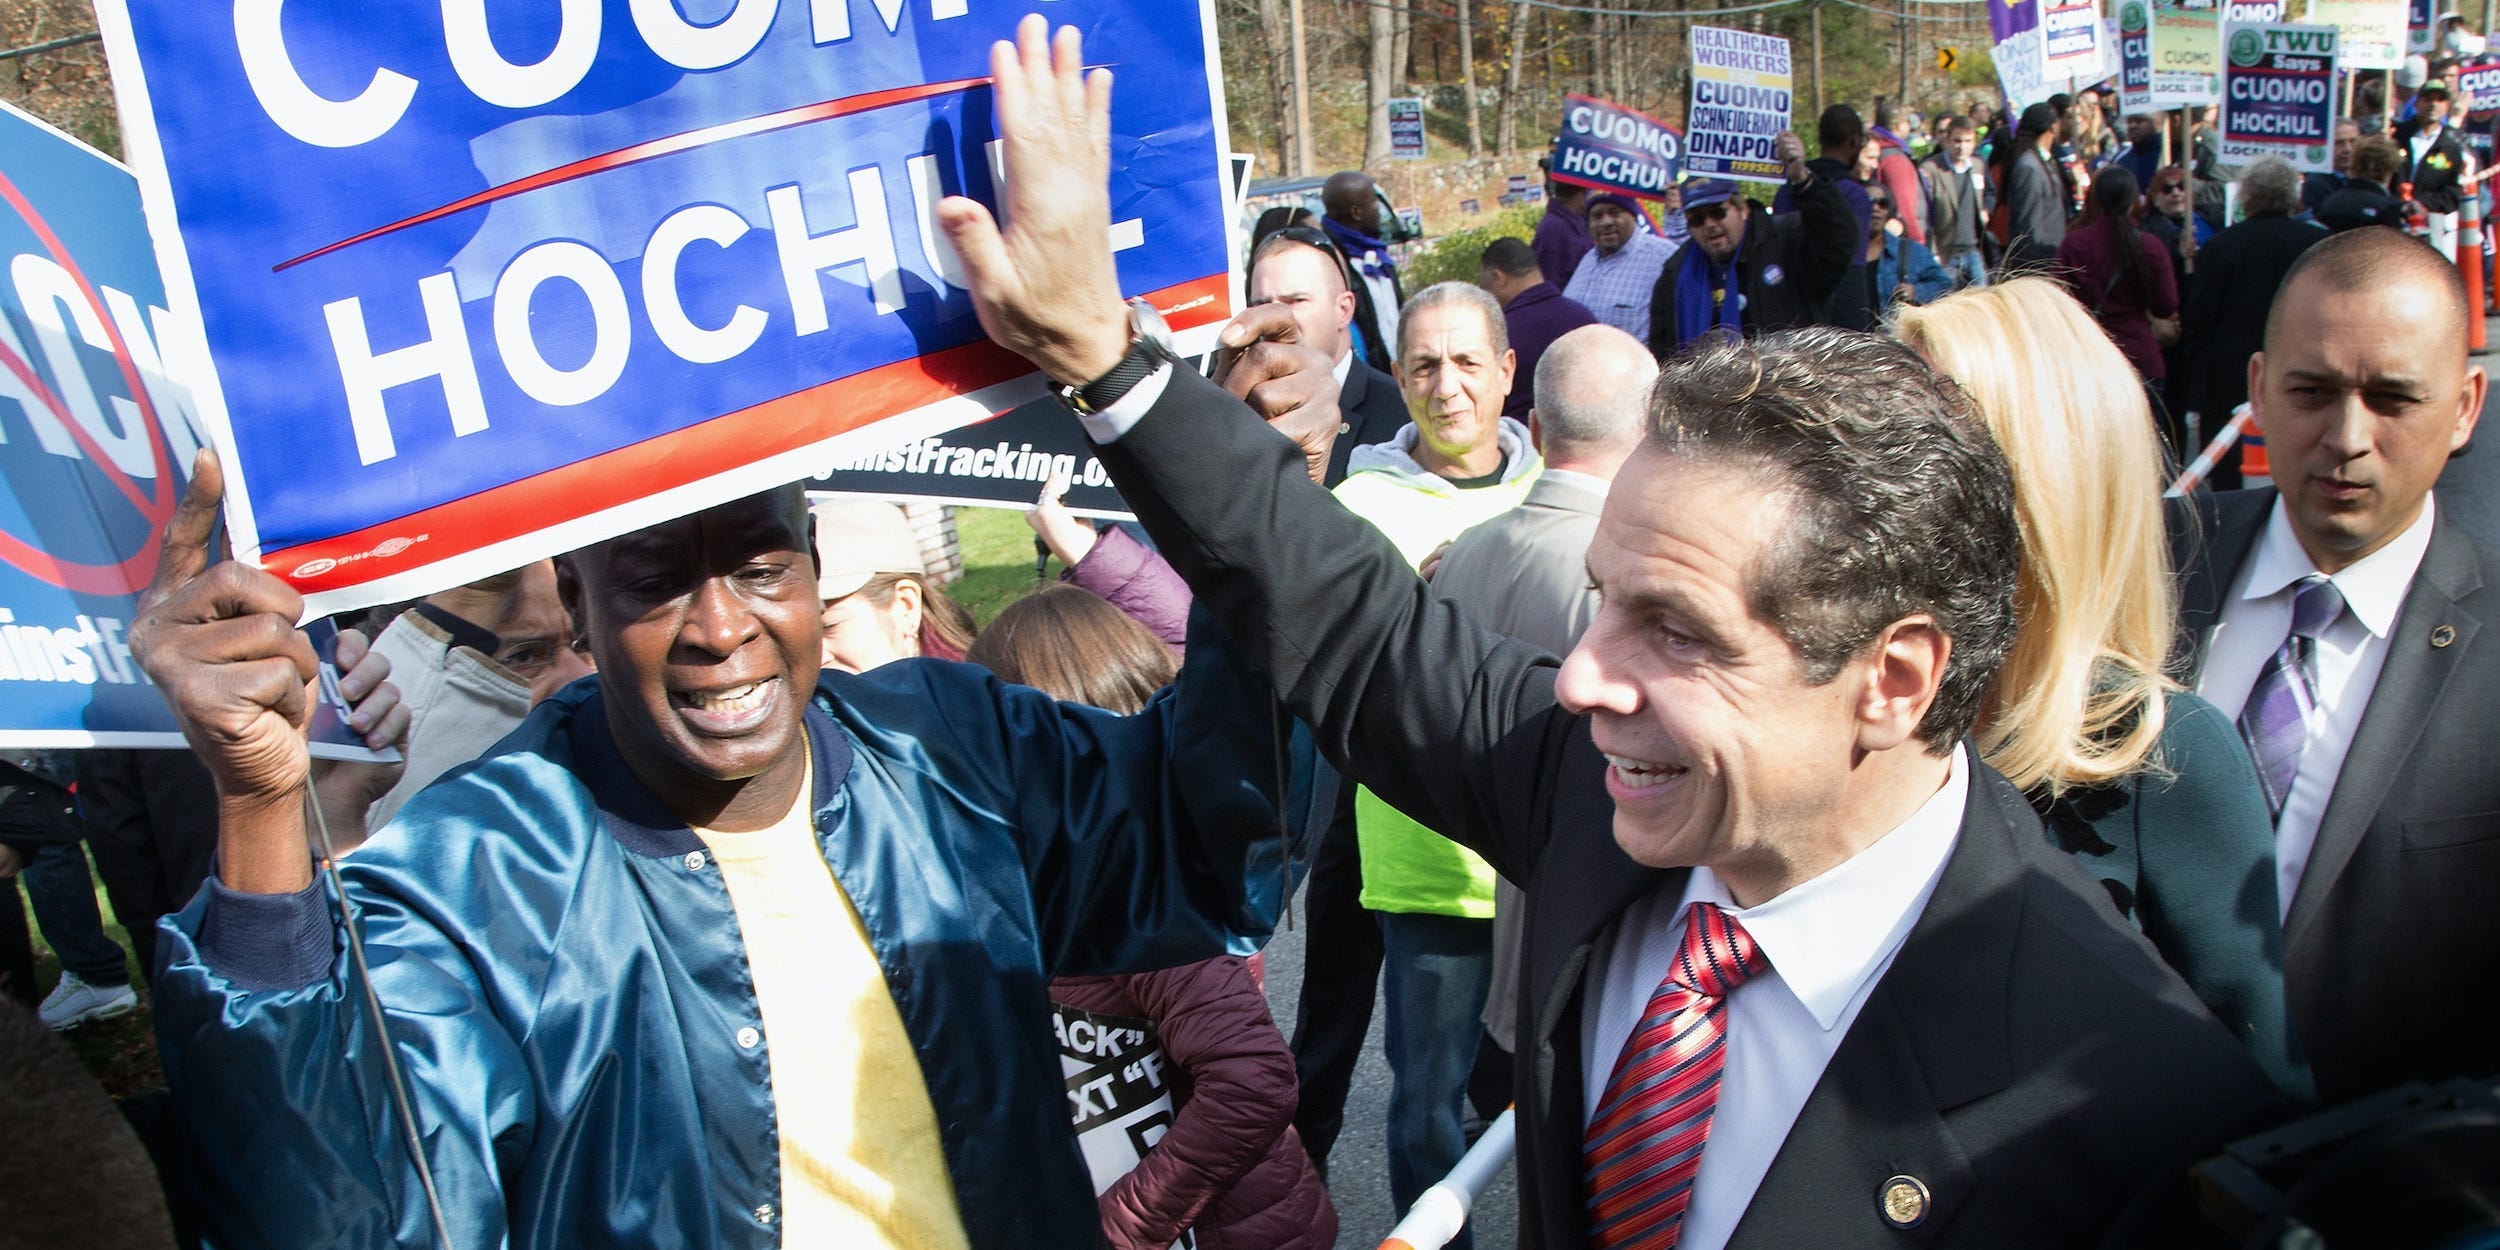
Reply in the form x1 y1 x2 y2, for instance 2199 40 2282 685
1290 0 1313 175
1898 11 1912 106
1813 1 1827 114
1461 0 1483 157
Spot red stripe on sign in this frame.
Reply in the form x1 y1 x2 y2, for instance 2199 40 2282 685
264 273 1232 593
274 75 995 272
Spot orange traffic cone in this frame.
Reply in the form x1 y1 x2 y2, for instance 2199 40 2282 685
2241 408 2272 490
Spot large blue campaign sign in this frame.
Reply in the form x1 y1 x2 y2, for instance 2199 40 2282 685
0 102 379 755
94 1 1237 616
1549 95 1683 200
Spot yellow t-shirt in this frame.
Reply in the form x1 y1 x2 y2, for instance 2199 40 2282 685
694 748 969 1250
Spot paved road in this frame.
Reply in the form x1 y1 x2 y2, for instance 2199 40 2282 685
1259 907 1518 1250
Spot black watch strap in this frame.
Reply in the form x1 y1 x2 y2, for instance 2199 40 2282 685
1069 334 1173 414
1057 299 1178 415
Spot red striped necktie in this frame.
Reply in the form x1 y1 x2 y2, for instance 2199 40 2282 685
1583 901 1766 1249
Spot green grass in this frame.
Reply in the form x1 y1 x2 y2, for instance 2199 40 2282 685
948 504 1061 627
13 851 163 1098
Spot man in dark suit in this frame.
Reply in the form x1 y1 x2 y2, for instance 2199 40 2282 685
2171 227 2497 1108
934 33 2275 1242
1244 225 1410 487
1240 221 1408 1172
2396 81 2469 216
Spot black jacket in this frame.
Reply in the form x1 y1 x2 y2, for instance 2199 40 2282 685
1646 171 1857 359
2394 119 2470 214
2315 178 2407 233
2178 213 2326 419
0 753 81 852
2171 488 2500 1107
1105 365 2279 1249
1999 143 2071 275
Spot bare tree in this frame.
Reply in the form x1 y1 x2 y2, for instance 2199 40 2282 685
1458 0 1482 156
1498 0 1530 156
1367 0 1397 166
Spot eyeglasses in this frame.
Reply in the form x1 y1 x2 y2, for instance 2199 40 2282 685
1684 201 1733 225
2153 183 2187 194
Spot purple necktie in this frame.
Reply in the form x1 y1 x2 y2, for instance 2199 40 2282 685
2237 576 2347 822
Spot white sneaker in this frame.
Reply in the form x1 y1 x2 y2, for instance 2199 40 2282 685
38 971 138 1029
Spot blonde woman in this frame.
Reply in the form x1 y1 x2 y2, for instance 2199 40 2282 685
1897 278 2306 1098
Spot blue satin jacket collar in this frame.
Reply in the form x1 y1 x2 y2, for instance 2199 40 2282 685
159 636 1296 1250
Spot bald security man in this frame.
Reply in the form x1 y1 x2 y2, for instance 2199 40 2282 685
2171 226 2500 1106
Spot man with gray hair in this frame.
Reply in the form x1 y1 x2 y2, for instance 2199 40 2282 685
1313 276 1543 1240
1430 322 1656 1119
2179 155 2324 467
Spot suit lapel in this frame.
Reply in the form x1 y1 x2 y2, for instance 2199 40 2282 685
2285 514 2485 942
2171 488 2273 681
1727 766 2031 1248
1523 730 1673 1246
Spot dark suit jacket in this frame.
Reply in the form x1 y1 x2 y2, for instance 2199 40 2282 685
1105 366 2275 1248
2393 120 2470 214
2170 488 2500 1106
2177 214 2325 420
1329 358 1411 488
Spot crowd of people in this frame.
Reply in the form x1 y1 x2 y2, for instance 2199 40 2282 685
5 14 2497 1250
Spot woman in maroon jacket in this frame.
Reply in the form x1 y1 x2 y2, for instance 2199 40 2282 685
2054 166 2180 385
969 586 1338 1250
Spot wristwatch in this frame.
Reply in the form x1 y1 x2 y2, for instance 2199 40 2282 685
1056 298 1176 415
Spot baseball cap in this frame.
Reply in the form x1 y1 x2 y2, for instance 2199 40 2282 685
1679 178 1740 210
810 497 926 600
1586 191 1647 217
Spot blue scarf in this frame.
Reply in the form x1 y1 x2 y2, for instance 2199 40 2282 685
1673 248 1744 349
1322 216 1395 282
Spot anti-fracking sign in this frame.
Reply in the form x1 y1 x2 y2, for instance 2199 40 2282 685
2219 22 2339 167
0 102 380 754
1685 27 1794 183
1548 96 1685 200
810 392 1134 518
94 1 1238 616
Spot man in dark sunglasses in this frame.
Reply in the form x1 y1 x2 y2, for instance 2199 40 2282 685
1644 130 1859 360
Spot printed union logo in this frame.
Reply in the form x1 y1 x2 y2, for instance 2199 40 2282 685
2229 29 2265 66
372 537 415 558
2123 1 2150 29
292 558 338 578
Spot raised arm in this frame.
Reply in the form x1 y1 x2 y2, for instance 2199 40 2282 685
936 18 1570 878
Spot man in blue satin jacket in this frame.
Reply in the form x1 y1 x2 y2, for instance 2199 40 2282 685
133 459 1306 1246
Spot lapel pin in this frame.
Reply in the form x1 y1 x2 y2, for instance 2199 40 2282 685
2432 624 2457 648
1878 1174 1930 1229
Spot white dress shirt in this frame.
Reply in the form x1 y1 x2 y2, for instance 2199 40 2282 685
2195 495 2436 921
1579 748 1968 1250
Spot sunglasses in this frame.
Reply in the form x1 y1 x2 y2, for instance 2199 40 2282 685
1684 201 1733 224
2153 182 2187 194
